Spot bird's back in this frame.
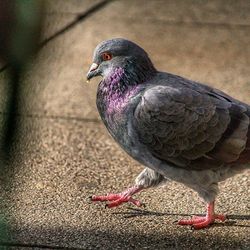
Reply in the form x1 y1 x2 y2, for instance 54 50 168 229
162 72 250 164
137 71 250 168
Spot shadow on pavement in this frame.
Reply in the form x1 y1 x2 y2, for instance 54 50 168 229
113 207 250 227
0 225 248 250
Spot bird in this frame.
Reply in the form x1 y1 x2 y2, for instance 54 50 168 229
86 38 250 229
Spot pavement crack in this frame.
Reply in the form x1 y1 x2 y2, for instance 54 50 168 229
39 0 114 48
0 0 114 74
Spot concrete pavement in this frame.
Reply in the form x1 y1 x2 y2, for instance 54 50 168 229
0 0 249 249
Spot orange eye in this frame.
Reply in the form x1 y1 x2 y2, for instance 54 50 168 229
102 52 112 61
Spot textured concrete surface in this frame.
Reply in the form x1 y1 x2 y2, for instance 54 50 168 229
0 0 249 249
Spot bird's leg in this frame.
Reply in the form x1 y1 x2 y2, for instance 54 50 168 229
90 168 166 208
178 201 226 229
90 185 144 208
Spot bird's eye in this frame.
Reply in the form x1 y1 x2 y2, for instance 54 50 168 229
102 52 112 61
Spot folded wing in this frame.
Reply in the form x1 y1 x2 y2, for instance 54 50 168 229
134 85 250 170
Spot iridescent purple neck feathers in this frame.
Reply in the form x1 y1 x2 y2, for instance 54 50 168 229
97 57 157 114
99 67 140 114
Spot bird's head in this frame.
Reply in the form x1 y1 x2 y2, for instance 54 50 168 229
86 38 156 84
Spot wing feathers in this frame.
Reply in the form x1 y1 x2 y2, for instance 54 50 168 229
134 85 249 170
208 113 249 162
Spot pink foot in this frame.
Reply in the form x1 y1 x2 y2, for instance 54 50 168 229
90 186 143 208
178 201 226 229
178 214 226 229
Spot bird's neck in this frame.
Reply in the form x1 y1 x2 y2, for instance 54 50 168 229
101 67 129 99
98 66 151 115
98 68 136 114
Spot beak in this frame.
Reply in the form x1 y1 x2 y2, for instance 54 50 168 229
86 63 99 81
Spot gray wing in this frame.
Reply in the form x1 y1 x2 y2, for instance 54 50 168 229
134 85 250 170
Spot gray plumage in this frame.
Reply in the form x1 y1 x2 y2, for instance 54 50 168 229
87 38 249 204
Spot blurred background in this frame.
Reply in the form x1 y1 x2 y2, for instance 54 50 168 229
0 0 249 249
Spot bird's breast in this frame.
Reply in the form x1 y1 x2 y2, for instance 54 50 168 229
96 85 142 152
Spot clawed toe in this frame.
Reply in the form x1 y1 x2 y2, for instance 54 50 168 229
177 202 227 229
90 186 144 209
215 214 226 221
92 194 143 208
178 214 226 229
105 196 129 208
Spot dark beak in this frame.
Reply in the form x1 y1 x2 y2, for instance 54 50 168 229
86 63 99 81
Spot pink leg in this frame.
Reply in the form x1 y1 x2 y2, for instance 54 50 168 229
178 201 226 229
90 186 144 208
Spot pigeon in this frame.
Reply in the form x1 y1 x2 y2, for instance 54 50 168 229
86 38 250 229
